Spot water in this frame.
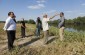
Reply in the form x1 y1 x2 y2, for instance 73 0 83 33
65 28 84 32
65 25 85 32
51 24 85 32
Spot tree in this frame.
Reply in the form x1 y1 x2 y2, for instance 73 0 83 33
28 19 35 24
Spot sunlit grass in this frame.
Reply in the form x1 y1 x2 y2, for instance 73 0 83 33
0 23 85 55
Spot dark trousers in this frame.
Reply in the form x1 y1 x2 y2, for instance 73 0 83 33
21 27 25 38
7 30 16 50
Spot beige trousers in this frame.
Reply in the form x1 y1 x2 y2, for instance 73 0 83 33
59 27 65 41
44 30 49 44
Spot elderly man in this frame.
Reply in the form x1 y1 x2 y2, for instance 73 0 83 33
3 12 16 51
42 14 59 44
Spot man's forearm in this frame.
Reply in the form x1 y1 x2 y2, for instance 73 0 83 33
50 15 56 19
50 14 59 19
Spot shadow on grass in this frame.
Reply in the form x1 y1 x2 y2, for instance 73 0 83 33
25 35 34 37
15 35 34 40
18 38 40 48
47 37 56 44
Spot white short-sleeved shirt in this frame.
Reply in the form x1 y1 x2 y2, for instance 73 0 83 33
3 17 16 31
42 18 50 31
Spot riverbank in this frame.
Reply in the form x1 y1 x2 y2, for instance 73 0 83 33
0 23 85 55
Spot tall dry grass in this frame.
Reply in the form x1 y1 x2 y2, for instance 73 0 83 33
0 23 85 55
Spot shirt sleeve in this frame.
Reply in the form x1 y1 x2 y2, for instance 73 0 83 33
58 17 65 28
3 19 10 30
46 18 50 22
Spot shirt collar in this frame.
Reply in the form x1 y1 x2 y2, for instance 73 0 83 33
8 16 12 19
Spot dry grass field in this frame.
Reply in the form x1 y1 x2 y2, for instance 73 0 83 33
0 23 85 55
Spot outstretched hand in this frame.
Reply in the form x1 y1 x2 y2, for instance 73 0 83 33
50 13 60 19
55 13 60 16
